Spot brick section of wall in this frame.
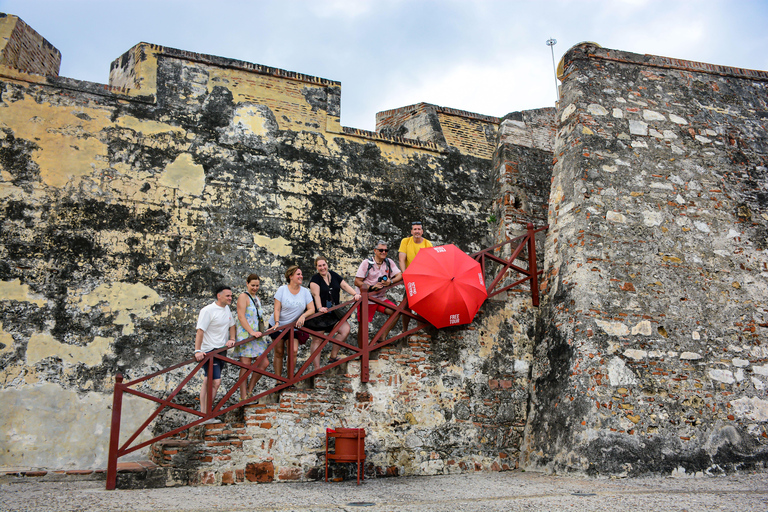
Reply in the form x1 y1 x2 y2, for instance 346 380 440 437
524 42 768 476
0 14 60 76
376 103 501 159
109 43 343 131
375 103 447 145
435 109 500 160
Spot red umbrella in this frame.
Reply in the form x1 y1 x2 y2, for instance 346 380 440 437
402 244 488 328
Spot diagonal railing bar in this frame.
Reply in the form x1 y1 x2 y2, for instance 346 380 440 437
486 278 534 301
117 388 199 453
474 237 528 296
471 223 548 304
117 359 213 453
106 224 548 489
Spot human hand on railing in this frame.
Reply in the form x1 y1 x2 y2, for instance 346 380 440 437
226 338 235 348
296 316 305 328
194 350 205 362
251 331 262 338
319 306 328 313
354 293 361 300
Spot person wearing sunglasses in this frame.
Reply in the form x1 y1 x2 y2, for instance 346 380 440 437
354 240 403 330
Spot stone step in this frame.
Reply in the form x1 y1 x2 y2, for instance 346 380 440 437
147 359 359 486
0 461 163 489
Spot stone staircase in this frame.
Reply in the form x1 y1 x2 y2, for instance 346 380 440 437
139 359 366 488
116 320 522 489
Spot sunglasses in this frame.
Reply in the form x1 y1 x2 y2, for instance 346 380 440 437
375 248 388 253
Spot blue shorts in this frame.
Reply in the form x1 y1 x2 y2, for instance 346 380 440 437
201 350 226 380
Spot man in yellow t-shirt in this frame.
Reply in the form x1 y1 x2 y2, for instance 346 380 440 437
398 221 433 332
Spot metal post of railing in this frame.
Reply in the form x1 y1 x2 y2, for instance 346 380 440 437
527 223 540 307
206 356 214 417
359 290 370 383
106 373 124 490
288 329 295 383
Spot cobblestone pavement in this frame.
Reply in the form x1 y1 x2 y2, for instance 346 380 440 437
2 470 768 512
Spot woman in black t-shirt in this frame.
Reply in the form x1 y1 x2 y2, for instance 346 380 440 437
306 256 360 368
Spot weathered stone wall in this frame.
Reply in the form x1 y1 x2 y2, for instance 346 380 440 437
524 43 768 476
0 29 505 470
0 14 60 77
491 108 554 240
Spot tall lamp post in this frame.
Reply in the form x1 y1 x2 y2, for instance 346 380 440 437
546 38 558 103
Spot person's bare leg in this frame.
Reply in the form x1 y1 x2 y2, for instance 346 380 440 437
247 356 269 395
201 376 221 414
401 295 411 332
274 340 285 378
330 322 350 360
291 338 299 373
199 376 209 413
380 308 397 339
309 336 322 369
210 379 221 409
238 357 251 401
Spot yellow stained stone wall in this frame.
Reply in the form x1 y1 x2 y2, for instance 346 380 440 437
0 32 497 471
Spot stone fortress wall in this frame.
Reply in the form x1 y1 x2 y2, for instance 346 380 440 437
527 43 768 475
0 13 765 482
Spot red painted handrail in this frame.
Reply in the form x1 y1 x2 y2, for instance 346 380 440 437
105 223 546 489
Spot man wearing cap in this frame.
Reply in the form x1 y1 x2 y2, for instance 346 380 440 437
398 221 433 331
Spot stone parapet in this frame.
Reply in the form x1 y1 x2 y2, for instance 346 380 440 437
0 14 60 77
376 103 501 159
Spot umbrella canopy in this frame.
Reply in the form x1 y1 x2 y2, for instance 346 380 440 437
403 244 488 328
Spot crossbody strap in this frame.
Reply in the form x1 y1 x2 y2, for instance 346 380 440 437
244 292 263 324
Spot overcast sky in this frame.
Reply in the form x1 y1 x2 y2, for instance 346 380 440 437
2 0 767 131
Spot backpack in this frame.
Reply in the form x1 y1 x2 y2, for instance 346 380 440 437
363 256 392 280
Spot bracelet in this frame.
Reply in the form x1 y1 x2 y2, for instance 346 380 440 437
194 350 204 353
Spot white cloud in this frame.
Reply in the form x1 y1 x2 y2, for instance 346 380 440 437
2 0 767 130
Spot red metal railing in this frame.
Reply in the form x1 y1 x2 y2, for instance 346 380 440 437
106 223 545 489
471 223 549 306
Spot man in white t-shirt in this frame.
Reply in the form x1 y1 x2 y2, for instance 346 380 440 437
194 285 236 414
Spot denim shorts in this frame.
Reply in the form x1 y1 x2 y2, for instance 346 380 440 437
201 350 226 380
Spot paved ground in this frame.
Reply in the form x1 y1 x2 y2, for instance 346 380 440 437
2 470 767 511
